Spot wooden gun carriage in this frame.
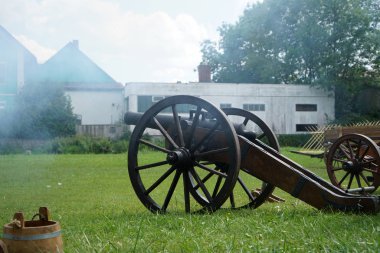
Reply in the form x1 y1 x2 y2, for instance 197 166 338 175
124 95 380 214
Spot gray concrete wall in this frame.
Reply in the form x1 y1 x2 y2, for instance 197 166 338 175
124 82 335 134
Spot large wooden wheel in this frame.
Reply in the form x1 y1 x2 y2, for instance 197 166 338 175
326 134 380 194
189 108 280 209
128 95 241 213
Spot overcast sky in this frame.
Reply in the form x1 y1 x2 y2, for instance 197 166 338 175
0 0 261 83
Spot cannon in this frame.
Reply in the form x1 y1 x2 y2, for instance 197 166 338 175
124 95 380 213
292 124 380 193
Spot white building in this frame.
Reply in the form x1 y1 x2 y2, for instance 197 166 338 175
38 40 125 125
65 85 124 125
124 82 334 134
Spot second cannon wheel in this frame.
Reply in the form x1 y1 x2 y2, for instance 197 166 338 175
189 107 280 209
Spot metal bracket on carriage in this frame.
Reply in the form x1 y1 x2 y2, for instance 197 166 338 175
252 188 285 203
345 186 376 194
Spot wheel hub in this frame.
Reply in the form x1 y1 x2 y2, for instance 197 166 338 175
166 148 193 167
343 160 362 174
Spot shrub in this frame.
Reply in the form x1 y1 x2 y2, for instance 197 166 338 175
91 138 112 154
277 134 311 147
112 140 129 153
0 141 24 154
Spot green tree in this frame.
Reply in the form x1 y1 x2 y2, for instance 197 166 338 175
2 82 77 139
201 0 380 120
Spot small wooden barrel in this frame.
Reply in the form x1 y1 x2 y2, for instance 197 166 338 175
0 239 8 253
2 207 63 253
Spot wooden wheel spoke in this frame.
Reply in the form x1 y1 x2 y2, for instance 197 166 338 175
355 140 362 159
338 145 351 160
199 161 214 165
333 157 348 163
144 166 176 195
194 171 214 190
186 106 201 149
355 174 362 188
183 172 190 213
363 168 380 174
189 167 213 203
162 170 182 211
139 139 170 153
338 171 350 186
346 140 354 159
359 145 370 161
347 174 354 189
194 162 228 178
237 176 256 202
361 158 377 166
153 117 178 149
212 176 223 198
194 147 229 159
191 121 220 152
359 172 371 186
332 167 343 172
257 132 266 140
172 105 185 147
229 192 235 208
136 160 169 171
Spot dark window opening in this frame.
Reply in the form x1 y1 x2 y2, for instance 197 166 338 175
296 124 318 132
243 104 265 111
296 104 317 111
220 103 231 109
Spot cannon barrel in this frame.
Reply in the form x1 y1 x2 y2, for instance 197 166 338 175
125 111 174 129
124 111 198 130
124 111 257 140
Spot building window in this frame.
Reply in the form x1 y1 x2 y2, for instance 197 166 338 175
139 96 168 112
296 104 317 112
296 124 318 132
220 103 231 109
125 97 129 112
0 101 6 110
152 96 165 102
109 126 116 134
243 104 265 111
138 96 154 112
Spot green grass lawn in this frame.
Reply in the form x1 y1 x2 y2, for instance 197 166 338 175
0 148 379 252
